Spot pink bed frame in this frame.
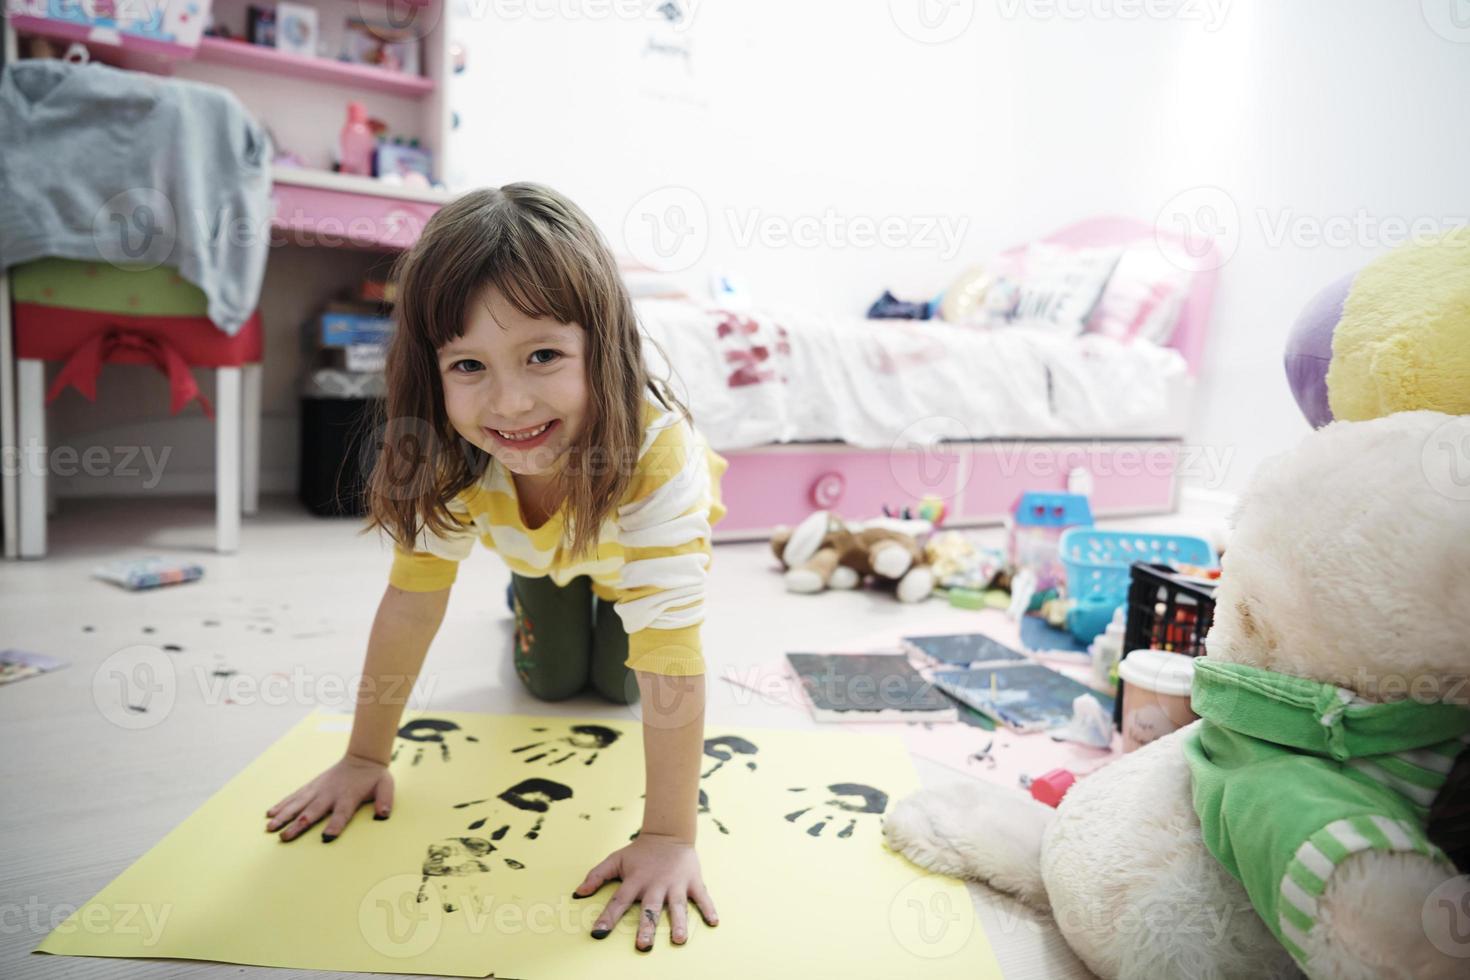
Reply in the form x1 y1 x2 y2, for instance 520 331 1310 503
711 216 1219 542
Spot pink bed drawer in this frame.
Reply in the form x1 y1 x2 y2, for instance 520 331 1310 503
712 441 1180 540
717 444 966 533
958 443 1179 522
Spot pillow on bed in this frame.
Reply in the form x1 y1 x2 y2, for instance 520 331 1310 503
1085 244 1192 344
988 244 1121 336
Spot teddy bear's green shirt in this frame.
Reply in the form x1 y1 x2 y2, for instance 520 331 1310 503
1183 658 1470 970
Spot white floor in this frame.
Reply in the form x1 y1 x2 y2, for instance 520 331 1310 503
0 496 1220 980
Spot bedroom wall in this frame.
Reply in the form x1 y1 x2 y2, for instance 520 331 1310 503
447 0 1469 499
39 1 1467 503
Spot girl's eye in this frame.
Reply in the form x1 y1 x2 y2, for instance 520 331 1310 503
529 349 561 366
450 359 484 374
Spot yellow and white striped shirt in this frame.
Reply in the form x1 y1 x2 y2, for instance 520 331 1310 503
388 396 728 676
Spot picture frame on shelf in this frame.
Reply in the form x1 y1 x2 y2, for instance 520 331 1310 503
275 2 319 57
341 15 422 76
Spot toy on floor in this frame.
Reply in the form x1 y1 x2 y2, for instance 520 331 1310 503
1007 491 1093 592
1285 225 1469 427
93 557 205 591
770 510 936 603
884 411 1470 979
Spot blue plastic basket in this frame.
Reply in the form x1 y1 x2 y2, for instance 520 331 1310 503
1059 529 1217 642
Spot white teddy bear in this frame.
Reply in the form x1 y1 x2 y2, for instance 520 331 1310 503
884 411 1470 980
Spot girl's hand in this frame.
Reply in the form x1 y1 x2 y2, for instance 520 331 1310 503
573 832 718 951
264 754 394 842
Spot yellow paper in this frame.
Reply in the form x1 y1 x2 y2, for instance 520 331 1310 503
37 711 1002 978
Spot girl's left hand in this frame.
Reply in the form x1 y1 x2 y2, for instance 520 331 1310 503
573 832 719 951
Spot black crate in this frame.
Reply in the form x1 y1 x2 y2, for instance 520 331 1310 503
1113 561 1219 730
299 397 380 517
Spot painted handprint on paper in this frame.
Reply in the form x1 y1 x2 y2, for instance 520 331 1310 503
391 718 480 766
419 777 576 913
510 724 622 766
697 734 760 835
783 783 889 839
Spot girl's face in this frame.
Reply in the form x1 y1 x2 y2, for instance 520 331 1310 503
437 286 588 481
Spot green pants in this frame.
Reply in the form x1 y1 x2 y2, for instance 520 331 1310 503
510 573 638 705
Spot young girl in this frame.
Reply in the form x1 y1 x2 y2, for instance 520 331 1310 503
264 183 728 952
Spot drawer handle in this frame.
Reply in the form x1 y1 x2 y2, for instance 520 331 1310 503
811 472 845 509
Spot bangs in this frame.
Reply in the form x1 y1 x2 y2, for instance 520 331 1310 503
399 187 610 352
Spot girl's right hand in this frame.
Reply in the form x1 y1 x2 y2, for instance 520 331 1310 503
265 754 394 842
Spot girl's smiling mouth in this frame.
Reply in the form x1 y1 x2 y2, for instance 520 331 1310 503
485 419 560 449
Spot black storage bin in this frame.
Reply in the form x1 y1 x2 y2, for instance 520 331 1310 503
299 397 381 517
1113 561 1219 730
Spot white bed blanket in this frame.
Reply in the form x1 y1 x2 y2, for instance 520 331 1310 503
636 300 1192 450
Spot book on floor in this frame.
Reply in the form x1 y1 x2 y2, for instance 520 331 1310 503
901 632 1029 666
785 652 958 723
931 663 1116 734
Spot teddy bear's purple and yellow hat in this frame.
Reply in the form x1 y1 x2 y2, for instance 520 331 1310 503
1285 226 1470 427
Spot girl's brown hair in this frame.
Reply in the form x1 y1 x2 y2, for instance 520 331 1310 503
365 182 687 560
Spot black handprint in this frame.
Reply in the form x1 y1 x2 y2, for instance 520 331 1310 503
511 724 621 766
783 783 889 839
701 735 759 778
696 735 759 834
697 788 729 835
419 778 577 913
391 718 479 766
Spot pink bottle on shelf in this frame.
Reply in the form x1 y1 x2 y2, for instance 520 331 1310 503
338 102 376 176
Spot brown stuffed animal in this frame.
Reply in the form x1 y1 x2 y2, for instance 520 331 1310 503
841 517 936 603
771 512 935 602
770 511 861 593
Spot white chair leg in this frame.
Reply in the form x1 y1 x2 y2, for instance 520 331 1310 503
242 361 262 516
16 358 47 558
216 367 242 553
